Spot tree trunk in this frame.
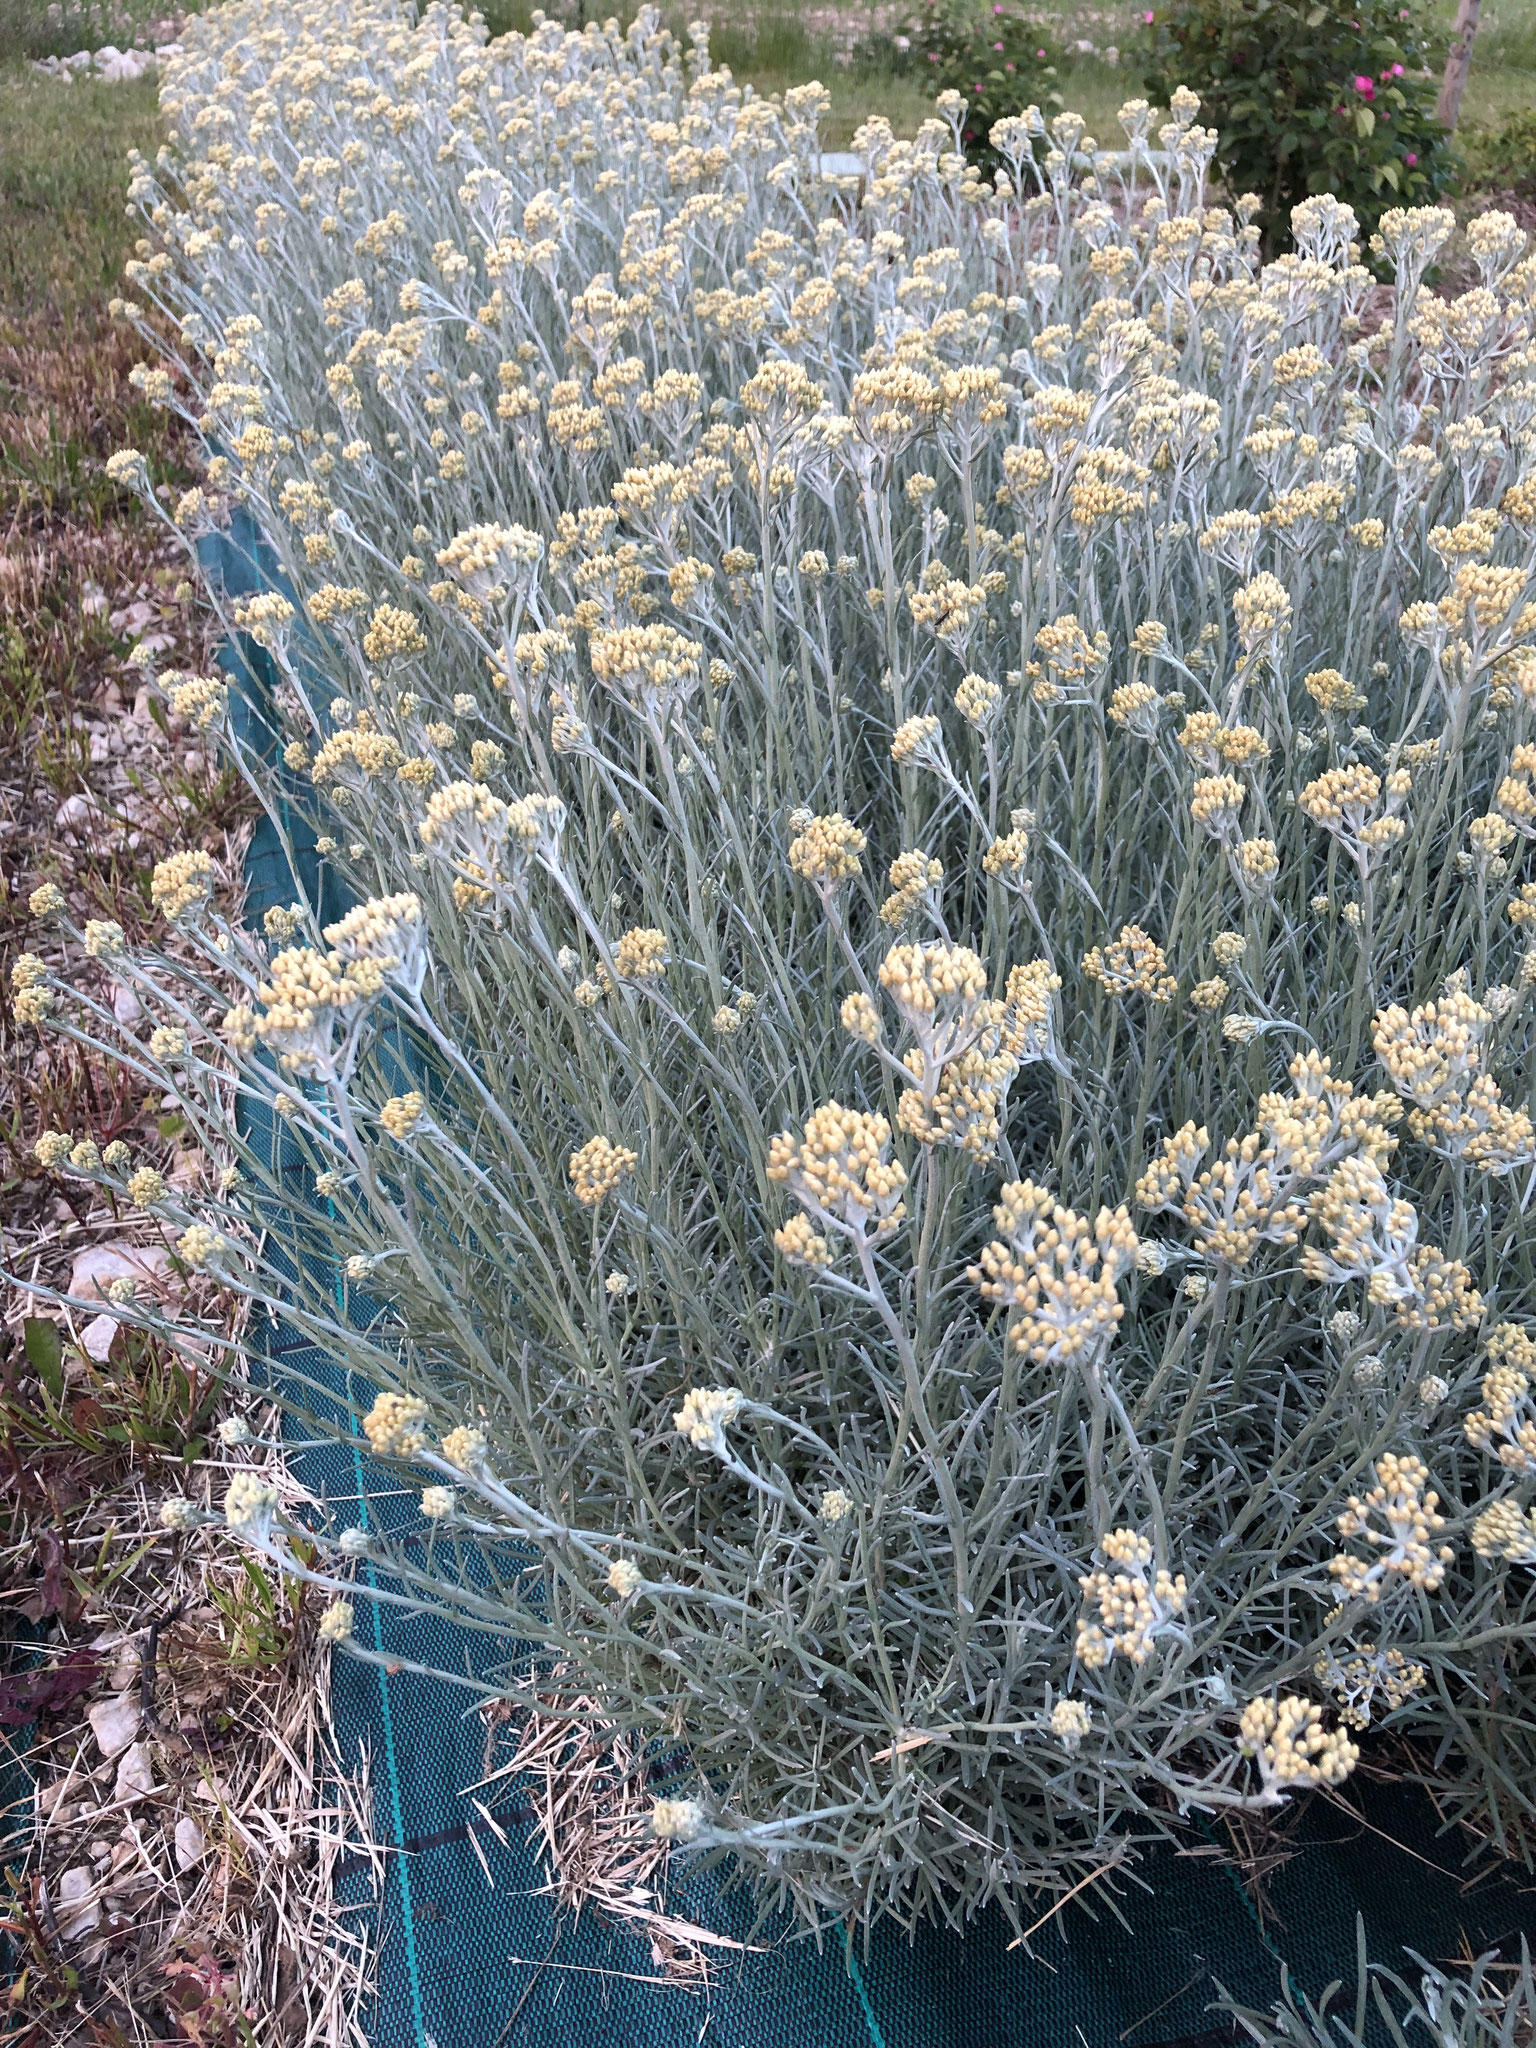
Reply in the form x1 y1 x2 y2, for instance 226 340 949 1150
1437 0 1484 134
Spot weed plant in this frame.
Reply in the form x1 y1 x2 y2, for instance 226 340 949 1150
17 0 1536 1933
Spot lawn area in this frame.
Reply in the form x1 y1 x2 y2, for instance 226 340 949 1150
0 71 161 332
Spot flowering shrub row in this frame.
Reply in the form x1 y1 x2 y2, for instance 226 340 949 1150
16 0 1536 1930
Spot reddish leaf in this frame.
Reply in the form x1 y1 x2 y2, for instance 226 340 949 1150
0 1648 102 1726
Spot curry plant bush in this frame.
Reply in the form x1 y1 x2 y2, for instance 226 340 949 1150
16 0 1536 1932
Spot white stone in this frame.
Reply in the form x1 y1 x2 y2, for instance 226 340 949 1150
110 980 143 1025
54 1867 100 1939
113 1740 157 1803
173 1815 207 1869
86 1694 139 1759
69 1242 172 1303
80 1313 119 1363
54 792 99 839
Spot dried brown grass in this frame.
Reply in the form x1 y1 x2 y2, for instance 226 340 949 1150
477 1677 762 1989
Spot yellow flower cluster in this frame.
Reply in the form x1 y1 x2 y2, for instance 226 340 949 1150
673 1386 743 1455
613 927 668 980
255 943 378 1073
768 1102 908 1241
1139 1055 1398 1271
151 849 215 920
788 812 865 886
1314 1644 1427 1730
880 850 943 926
1464 1327 1536 1475
1082 925 1176 1004
1372 984 1534 1171
169 673 229 730
380 1091 425 1138
1472 1497 1536 1565
1330 1454 1456 1603
1299 764 1411 865
361 603 428 663
968 1180 1139 1366
1075 1529 1188 1669
363 1391 429 1458
568 1135 638 1206
1237 1696 1358 1794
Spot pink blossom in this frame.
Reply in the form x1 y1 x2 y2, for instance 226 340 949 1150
1405 150 1417 164
1144 7 1154 17
1353 73 1375 96
1391 61 1403 73
1036 46 1045 56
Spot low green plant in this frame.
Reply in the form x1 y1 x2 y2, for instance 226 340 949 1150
1143 0 1453 248
208 1552 309 1667
1461 106 1536 195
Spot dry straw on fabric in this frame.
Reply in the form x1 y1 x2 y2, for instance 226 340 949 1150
16 0 1536 1935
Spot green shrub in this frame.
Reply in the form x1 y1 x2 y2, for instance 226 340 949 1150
897 0 1063 159
1461 107 1536 197
1143 0 1453 248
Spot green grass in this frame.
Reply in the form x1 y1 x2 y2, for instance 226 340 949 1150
0 68 160 331
1453 0 1536 126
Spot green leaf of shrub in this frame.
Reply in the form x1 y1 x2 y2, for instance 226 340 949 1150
23 1317 64 1403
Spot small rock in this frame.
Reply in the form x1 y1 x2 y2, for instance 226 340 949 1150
80 1313 119 1363
173 1815 207 1870
70 1243 173 1302
86 1695 140 1760
113 1741 157 1803
110 980 143 1025
54 792 99 840
55 1866 100 1940
183 749 205 775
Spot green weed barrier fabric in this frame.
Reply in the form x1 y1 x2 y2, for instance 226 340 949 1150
204 509 1536 2048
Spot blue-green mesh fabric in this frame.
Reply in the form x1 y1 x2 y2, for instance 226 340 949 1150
207 512 1536 2048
